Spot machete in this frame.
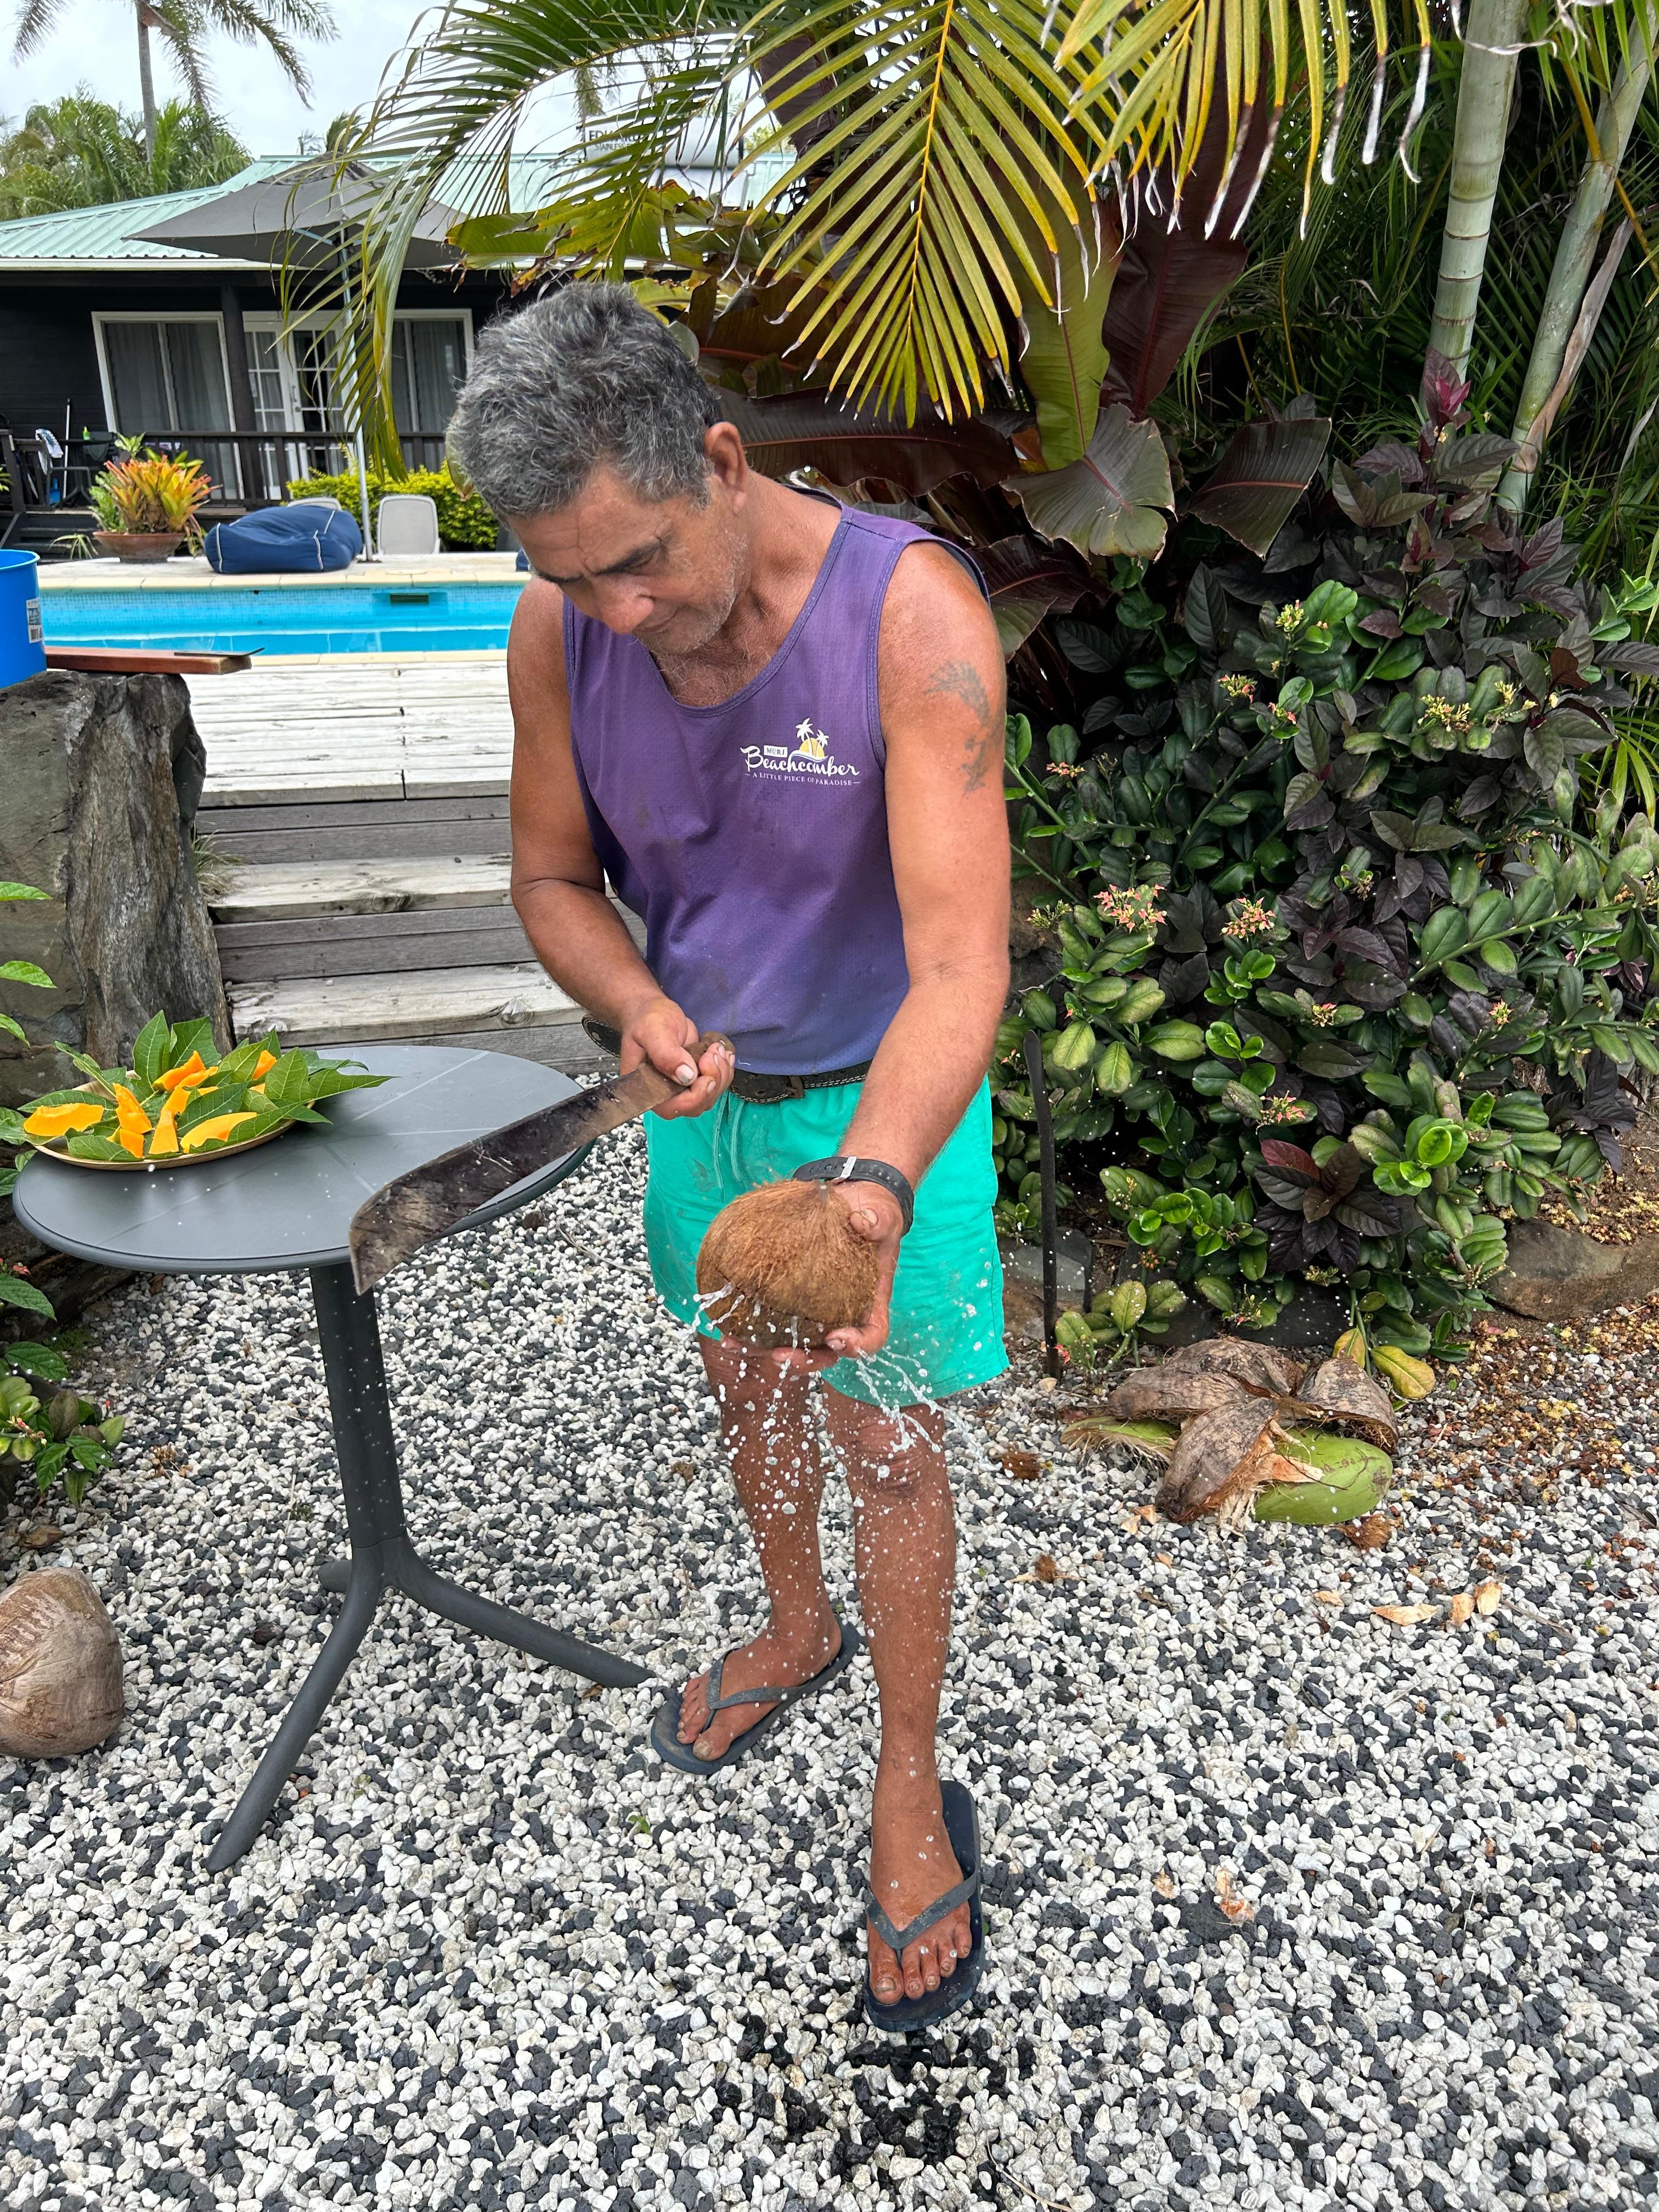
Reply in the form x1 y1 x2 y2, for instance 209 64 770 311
348 1033 732 1295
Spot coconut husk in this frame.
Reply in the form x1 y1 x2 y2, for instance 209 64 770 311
0 1567 123 1758
696 1179 881 1350
1099 1367 1251 1424
1292 1358 1400 1449
1159 1338 1306 1395
1156 1402 1318 1530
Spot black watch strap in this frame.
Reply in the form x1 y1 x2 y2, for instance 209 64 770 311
791 1155 915 1234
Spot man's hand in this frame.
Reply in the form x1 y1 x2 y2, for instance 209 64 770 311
768 1180 905 1377
619 994 734 1120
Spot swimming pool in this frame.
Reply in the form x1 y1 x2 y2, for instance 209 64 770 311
39 579 526 656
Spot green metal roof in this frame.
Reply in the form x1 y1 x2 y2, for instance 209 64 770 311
0 155 568 267
0 159 297 263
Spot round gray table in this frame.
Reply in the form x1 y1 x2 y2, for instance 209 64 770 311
13 1042 649 1871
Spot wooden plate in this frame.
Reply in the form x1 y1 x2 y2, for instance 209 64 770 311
25 1119 297 1172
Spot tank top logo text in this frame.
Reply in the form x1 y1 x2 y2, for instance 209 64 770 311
741 718 861 781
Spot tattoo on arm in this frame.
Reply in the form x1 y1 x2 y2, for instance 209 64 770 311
925 655 1000 794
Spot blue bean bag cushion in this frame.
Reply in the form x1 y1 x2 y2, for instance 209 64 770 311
204 502 363 574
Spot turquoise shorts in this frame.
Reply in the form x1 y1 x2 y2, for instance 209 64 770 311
643 1079 1007 1409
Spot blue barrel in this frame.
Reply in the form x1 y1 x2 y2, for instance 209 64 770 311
0 549 46 688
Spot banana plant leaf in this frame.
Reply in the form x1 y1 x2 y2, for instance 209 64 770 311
1098 103 1276 417
1189 417 1334 556
1017 208 1120 469
978 535 1093 655
1002 405 1173 560
718 394 1020 495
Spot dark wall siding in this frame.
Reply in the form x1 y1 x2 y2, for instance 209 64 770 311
0 295 108 435
0 268 514 435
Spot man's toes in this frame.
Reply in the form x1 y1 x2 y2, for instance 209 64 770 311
680 1672 718 1745
870 1942 902 2003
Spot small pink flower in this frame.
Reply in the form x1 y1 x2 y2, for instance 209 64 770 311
1222 898 1276 941
1095 885 1167 932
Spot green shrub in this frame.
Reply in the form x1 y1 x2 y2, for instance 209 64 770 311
284 464 498 551
998 369 1659 1356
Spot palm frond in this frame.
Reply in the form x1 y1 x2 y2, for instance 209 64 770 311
742 0 1105 416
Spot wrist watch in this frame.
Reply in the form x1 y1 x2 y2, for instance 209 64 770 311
791 1155 915 1234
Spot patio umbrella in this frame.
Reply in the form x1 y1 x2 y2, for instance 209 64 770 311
133 162 462 270
135 163 466 557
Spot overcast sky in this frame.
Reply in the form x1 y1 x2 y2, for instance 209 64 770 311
5 3 460 154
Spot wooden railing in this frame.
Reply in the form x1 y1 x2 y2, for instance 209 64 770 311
142 430 449 503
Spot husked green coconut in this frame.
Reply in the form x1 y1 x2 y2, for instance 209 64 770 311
696 1180 879 1350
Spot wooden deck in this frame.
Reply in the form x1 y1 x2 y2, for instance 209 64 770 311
189 653 514 806
183 651 614 1070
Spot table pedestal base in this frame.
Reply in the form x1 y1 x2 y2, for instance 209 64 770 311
206 1260 651 1874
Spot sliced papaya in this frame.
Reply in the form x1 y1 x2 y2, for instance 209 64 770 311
147 1115 179 1158
180 1111 258 1153
21 1101 105 1139
157 1051 209 1092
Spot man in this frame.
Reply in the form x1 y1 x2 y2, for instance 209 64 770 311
446 285 1010 2029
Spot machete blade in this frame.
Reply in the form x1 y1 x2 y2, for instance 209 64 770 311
348 1057 683 1295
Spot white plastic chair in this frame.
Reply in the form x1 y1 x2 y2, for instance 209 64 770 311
376 493 441 557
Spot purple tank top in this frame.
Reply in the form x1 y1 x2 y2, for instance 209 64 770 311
563 498 983 1075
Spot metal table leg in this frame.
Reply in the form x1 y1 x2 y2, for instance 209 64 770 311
207 1260 650 1872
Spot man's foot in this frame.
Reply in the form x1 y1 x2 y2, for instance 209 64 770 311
867 1760 970 2005
675 1614 842 1762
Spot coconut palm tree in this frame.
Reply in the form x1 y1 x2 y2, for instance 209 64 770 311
0 88 247 217
10 0 337 167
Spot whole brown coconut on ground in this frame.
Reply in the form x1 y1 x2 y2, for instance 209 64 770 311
0 1566 125 1757
697 1180 879 1350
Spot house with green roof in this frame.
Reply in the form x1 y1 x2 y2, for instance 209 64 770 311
0 156 524 540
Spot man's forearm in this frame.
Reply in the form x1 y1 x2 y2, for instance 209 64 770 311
513 879 664 1028
838 956 1008 1189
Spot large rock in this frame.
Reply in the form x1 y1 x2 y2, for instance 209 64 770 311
0 672 227 1108
1490 1216 1659 1322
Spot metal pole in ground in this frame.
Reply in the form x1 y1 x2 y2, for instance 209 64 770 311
1022 1028 1062 1379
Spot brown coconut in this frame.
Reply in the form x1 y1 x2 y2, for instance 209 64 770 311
0 1566 124 1758
696 1180 880 1349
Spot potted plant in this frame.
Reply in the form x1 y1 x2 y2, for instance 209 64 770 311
89 437 211 563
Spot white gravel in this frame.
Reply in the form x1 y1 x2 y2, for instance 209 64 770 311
3 1126 1657 2212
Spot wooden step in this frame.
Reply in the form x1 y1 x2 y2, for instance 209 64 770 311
211 855 514 921
195 793 511 865
214 906 535 982
228 963 594 1061
206 859 644 982
191 656 512 808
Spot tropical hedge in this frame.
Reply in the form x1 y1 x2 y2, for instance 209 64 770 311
284 464 499 551
993 359 1659 1355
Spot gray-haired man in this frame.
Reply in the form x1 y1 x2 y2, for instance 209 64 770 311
447 286 1009 2029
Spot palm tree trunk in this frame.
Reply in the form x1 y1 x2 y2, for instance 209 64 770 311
135 3 159 172
1496 38 1655 514
1426 0 1528 374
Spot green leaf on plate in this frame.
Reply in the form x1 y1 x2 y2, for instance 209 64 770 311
131 1011 172 1092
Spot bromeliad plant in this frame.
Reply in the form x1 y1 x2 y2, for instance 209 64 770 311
12 1012 389 1167
996 368 1659 1356
88 436 211 540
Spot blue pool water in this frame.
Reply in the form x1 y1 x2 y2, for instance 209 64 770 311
40 580 526 656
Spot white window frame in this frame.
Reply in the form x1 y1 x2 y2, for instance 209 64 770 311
91 311 235 435
241 307 475 435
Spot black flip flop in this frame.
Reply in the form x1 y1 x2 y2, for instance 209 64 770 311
650 1616 863 1776
862 1778 986 2035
